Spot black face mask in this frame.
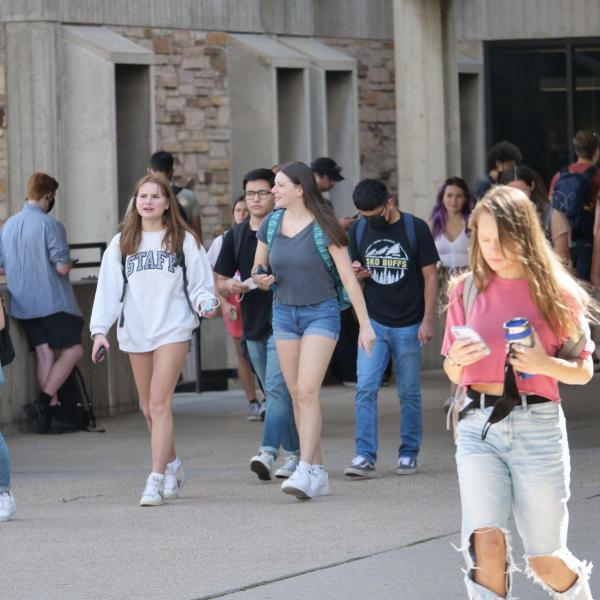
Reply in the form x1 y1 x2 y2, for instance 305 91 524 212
46 198 55 213
366 206 390 230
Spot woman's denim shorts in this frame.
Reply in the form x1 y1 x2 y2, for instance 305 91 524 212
272 298 341 342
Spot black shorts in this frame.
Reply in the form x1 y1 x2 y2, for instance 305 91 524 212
19 312 84 351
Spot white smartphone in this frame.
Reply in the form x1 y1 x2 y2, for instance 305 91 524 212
451 325 489 351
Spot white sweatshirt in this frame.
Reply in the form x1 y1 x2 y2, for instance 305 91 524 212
90 230 215 352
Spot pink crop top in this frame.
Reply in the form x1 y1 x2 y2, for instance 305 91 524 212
441 275 594 402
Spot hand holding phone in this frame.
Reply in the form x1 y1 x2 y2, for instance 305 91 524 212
451 325 485 343
94 345 107 363
447 325 490 368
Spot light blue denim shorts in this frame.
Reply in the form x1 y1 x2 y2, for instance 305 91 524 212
272 298 341 341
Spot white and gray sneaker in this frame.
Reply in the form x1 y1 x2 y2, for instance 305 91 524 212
250 451 275 481
164 461 185 499
281 465 313 500
310 467 330 497
139 473 165 506
274 454 299 479
247 401 261 421
0 491 16 522
344 455 376 479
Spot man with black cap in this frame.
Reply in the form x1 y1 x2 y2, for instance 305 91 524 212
311 157 344 193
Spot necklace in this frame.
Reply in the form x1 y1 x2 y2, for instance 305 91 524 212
283 212 313 237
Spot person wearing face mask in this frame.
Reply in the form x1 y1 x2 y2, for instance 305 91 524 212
0 172 84 433
343 179 439 479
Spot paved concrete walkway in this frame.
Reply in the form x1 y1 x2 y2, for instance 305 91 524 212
2 371 599 599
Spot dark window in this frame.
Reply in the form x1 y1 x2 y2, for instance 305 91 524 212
486 40 600 185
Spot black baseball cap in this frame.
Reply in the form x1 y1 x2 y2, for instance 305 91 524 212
310 157 344 181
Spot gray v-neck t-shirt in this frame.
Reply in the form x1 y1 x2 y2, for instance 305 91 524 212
257 215 337 306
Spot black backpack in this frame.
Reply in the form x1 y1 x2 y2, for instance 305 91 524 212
552 166 597 241
49 367 104 434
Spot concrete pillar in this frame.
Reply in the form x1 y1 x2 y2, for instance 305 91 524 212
442 0 461 177
6 22 60 214
393 0 447 218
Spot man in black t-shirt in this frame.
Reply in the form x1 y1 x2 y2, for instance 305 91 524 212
343 179 439 479
214 169 299 481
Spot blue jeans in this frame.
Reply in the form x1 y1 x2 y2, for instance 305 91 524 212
355 320 422 463
0 432 10 492
456 403 592 599
246 335 299 457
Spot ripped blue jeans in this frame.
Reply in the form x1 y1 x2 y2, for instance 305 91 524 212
455 402 592 599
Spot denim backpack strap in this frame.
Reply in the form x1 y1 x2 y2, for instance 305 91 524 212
312 222 351 310
266 209 283 253
354 217 367 251
403 212 417 255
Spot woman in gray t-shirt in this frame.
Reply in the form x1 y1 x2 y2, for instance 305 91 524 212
252 161 375 501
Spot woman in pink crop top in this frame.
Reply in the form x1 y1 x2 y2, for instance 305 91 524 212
442 187 595 599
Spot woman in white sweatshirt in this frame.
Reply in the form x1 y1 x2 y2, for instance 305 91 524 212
90 174 216 506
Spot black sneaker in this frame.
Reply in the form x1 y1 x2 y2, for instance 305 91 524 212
344 456 376 478
23 402 45 433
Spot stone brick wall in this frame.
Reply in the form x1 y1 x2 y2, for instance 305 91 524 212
321 38 397 197
0 26 8 223
108 29 397 240
112 27 231 242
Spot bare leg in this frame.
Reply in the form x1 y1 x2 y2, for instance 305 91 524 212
129 351 154 432
294 336 336 464
473 528 508 597
40 345 84 405
528 556 578 594
233 337 257 402
276 335 336 465
148 342 189 473
35 344 56 403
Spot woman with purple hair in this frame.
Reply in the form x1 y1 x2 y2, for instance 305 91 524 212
429 177 473 409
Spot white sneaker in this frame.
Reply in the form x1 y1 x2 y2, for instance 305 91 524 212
0 491 16 522
164 461 185 500
310 467 330 497
139 473 165 506
274 454 299 479
250 451 274 481
281 466 313 500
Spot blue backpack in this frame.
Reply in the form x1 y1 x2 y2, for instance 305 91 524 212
552 166 597 241
265 210 351 310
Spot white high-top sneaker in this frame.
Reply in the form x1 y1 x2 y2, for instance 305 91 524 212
164 461 185 500
139 473 165 506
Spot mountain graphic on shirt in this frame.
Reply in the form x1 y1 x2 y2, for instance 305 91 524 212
364 238 409 285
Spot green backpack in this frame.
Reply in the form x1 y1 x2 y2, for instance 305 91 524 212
265 210 351 310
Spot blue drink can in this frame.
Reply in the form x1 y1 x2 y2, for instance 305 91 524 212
503 317 534 379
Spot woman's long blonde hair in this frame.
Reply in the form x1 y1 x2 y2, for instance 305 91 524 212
119 174 199 256
468 185 593 339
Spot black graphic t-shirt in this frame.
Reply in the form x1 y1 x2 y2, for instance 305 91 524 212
214 220 273 341
349 214 439 327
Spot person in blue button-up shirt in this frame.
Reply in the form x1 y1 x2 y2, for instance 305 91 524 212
0 172 83 432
